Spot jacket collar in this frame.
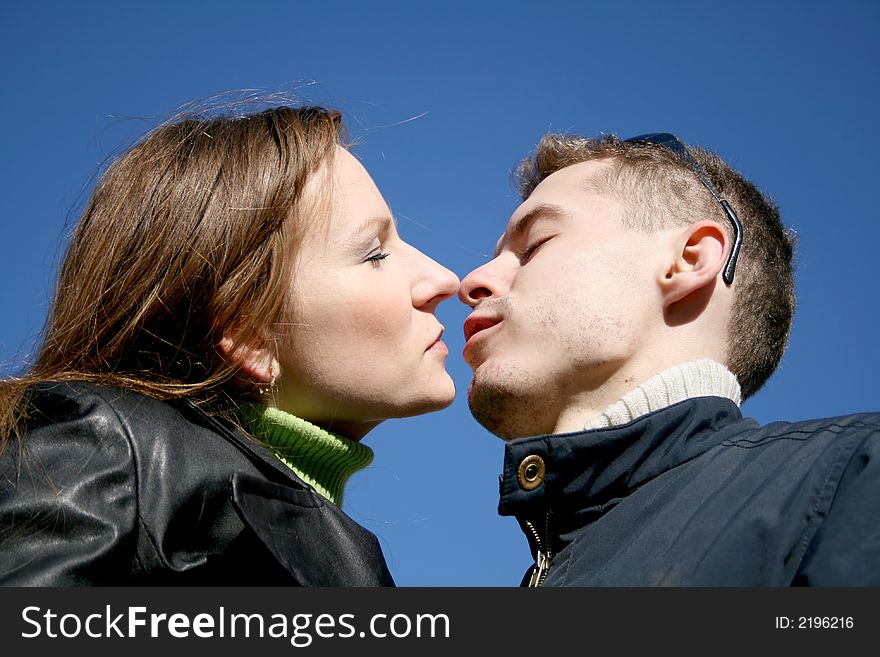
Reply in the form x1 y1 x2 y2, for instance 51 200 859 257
172 398 313 490
172 399 394 586
498 396 744 520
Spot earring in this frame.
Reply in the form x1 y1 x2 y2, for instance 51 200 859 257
259 365 277 396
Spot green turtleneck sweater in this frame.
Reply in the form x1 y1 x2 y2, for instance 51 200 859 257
239 406 373 507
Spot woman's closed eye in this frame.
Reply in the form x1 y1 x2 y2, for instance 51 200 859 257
365 246 390 268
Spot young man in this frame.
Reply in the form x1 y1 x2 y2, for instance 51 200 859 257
459 133 879 586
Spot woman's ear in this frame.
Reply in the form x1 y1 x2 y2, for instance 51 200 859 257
218 335 278 383
660 220 729 307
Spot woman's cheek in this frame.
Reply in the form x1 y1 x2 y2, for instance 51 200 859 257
347 283 411 339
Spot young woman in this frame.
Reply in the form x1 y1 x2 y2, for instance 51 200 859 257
0 105 459 585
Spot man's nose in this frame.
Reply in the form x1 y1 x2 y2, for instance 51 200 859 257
458 259 504 308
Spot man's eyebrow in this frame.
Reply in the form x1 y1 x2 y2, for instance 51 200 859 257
494 203 566 257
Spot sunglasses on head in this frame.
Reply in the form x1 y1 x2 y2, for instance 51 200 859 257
623 133 743 285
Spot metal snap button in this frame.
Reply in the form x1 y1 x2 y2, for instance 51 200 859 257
517 454 545 491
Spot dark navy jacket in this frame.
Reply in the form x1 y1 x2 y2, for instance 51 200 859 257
0 382 394 586
499 397 880 586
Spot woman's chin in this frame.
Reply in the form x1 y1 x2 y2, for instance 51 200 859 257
401 378 457 417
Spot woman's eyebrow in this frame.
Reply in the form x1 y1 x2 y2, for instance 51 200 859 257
350 215 396 241
494 203 566 257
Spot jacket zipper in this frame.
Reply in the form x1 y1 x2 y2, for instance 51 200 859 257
525 513 552 587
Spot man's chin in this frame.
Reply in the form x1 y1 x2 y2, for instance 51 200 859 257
467 377 549 441
467 380 506 438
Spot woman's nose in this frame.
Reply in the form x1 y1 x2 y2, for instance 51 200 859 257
412 252 461 311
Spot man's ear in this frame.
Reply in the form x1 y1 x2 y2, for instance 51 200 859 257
218 335 278 383
660 220 729 307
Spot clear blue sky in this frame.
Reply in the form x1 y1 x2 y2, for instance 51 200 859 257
2 0 878 586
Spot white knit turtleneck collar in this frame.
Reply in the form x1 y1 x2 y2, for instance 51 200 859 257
583 359 742 430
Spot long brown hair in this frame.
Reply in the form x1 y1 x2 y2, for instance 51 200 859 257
0 104 344 450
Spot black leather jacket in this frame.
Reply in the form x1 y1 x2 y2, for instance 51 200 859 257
0 382 395 586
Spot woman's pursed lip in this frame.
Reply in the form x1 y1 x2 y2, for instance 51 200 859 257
426 339 448 355
425 326 446 352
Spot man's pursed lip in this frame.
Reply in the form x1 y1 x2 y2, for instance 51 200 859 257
462 316 502 363
463 315 502 343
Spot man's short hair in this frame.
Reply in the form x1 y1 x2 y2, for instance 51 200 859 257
515 133 796 399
